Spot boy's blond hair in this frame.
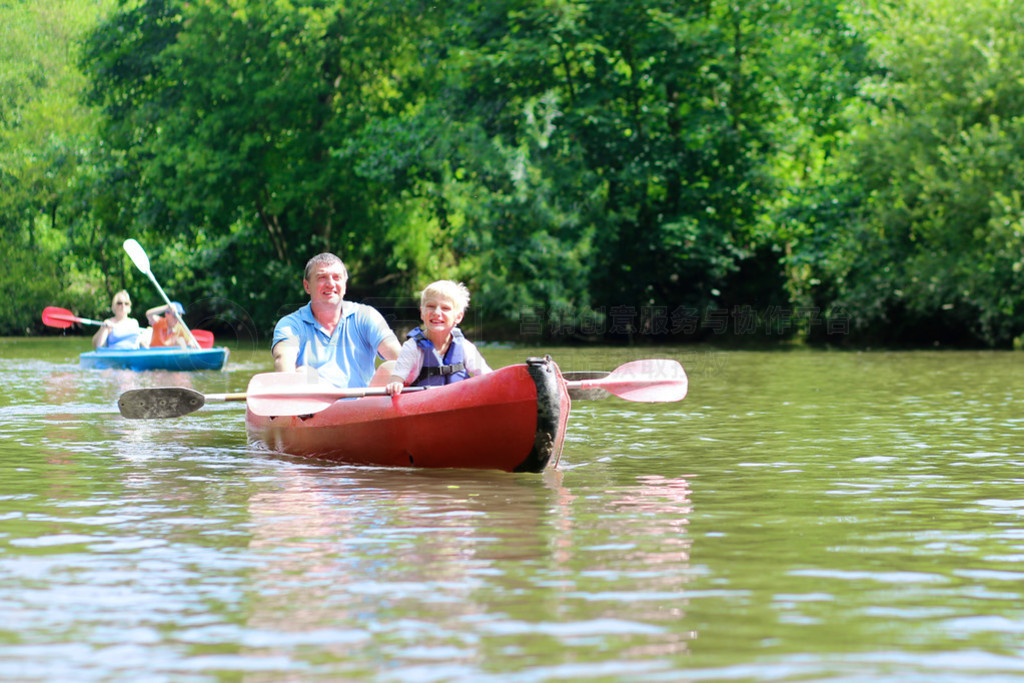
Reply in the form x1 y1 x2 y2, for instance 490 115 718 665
420 280 470 313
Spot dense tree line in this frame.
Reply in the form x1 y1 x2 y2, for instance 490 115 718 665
4 0 1024 348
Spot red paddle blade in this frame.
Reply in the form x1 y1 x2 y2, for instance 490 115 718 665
568 358 688 403
191 329 215 349
42 306 76 329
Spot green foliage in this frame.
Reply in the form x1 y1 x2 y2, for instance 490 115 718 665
10 0 1024 349
813 0 1024 346
0 0 118 335
79 0 450 332
400 0 785 339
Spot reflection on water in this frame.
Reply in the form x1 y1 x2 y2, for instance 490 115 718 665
609 475 692 566
2 340 1024 680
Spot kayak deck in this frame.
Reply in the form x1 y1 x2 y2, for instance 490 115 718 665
80 346 229 371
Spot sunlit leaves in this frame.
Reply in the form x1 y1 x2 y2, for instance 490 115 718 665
824 0 1024 345
0 0 116 334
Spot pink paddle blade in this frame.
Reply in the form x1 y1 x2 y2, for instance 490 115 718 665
566 358 688 403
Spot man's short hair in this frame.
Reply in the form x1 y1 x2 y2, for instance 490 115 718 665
304 253 348 282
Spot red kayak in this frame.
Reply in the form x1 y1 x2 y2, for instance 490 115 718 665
245 357 571 472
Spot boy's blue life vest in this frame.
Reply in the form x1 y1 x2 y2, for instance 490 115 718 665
409 326 470 386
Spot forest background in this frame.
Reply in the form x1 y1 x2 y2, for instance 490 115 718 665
4 0 1024 348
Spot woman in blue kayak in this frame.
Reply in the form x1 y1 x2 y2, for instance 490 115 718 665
91 290 142 349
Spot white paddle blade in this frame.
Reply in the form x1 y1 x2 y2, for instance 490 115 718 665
123 238 151 275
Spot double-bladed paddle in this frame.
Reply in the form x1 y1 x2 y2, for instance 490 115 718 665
123 239 202 350
42 305 216 348
117 359 688 420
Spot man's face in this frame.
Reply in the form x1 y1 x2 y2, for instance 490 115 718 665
304 262 347 306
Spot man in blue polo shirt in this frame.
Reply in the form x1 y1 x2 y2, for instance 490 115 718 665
272 253 401 388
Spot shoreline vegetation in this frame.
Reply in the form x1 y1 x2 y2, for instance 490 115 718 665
5 0 1024 350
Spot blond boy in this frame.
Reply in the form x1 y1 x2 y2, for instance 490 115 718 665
386 280 492 395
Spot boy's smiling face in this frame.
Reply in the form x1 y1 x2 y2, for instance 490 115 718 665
420 295 464 336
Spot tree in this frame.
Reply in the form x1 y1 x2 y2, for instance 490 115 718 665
394 0 787 341
81 0 447 330
817 0 1024 346
0 0 115 334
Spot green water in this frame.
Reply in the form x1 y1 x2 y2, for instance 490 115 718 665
2 337 1024 681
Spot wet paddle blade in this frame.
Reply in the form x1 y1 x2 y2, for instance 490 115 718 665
191 329 215 349
246 373 365 417
118 387 206 419
567 359 688 403
246 394 337 417
245 372 421 417
42 307 104 328
123 238 151 275
246 370 336 416
42 306 75 329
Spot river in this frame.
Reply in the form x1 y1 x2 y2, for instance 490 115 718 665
2 336 1023 681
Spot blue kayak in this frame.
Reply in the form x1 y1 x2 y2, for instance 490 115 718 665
79 347 229 371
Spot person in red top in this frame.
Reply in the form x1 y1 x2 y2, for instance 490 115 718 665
143 302 191 348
